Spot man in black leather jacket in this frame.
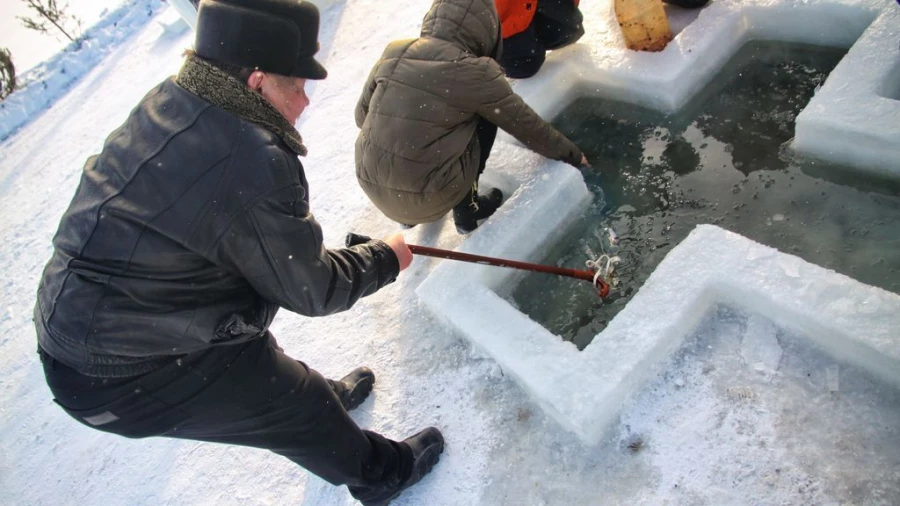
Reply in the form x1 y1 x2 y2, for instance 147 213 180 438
34 1 443 504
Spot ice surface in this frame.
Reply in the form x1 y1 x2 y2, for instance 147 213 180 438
740 314 783 374
510 40 900 347
480 305 900 505
418 224 900 444
794 6 900 177
826 363 841 392
503 0 900 181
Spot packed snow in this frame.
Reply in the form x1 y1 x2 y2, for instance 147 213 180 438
1 0 899 505
0 0 127 73
0 0 169 142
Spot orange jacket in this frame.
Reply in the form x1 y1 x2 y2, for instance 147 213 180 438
496 0 581 39
496 0 536 39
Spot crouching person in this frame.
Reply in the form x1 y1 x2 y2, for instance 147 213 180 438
33 1 441 504
355 0 589 234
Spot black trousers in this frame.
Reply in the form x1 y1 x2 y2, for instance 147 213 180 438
474 116 499 175
500 0 585 79
452 117 499 214
40 333 412 504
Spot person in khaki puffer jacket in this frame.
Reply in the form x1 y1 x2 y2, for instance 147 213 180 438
355 0 589 234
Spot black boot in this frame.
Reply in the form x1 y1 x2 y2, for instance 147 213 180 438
362 427 445 506
328 367 375 411
452 188 503 234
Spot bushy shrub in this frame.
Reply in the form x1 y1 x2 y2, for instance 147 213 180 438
18 0 83 42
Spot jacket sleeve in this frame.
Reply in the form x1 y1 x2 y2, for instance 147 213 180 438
355 62 380 129
213 160 399 317
464 59 583 167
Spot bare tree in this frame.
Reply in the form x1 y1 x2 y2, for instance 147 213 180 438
0 48 15 101
18 0 83 43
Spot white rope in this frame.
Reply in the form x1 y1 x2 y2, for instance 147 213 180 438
583 227 621 297
586 254 620 288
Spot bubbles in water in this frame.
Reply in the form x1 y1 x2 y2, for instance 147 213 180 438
511 42 900 348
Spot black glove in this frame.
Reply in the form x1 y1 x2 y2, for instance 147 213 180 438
344 232 399 286
345 232 373 247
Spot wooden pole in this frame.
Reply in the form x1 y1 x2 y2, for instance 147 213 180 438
408 245 598 284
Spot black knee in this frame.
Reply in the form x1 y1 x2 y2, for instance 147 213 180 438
499 27 546 78
662 0 710 7
534 0 585 50
502 56 545 79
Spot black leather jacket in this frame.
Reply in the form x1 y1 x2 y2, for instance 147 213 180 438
34 78 399 377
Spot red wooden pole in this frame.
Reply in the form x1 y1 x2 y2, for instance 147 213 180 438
345 233 610 298
408 244 607 294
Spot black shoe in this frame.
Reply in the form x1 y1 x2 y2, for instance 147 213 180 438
403 427 445 488
362 427 445 506
453 188 503 234
329 367 375 411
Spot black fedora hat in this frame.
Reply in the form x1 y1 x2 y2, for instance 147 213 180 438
195 0 327 80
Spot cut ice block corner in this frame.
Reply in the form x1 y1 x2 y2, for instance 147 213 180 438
419 219 900 444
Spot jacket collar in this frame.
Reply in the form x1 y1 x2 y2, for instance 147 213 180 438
176 54 308 156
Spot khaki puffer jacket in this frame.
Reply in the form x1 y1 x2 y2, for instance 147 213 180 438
355 0 583 224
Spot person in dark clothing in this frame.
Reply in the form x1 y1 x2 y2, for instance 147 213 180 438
497 0 710 78
496 0 585 79
33 1 443 504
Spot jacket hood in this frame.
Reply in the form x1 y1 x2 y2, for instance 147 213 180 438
420 0 501 58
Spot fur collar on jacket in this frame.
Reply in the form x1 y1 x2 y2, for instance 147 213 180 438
176 55 308 156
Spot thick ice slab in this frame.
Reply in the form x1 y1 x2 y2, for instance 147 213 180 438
794 6 900 178
418 194 900 444
505 0 899 178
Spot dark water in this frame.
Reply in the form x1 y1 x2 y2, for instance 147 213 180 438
510 42 900 350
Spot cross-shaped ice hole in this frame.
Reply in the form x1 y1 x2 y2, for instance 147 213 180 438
418 0 900 444
506 0 900 180
417 161 900 444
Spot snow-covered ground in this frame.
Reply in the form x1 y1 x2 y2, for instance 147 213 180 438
0 0 170 142
1 0 899 505
0 0 126 73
